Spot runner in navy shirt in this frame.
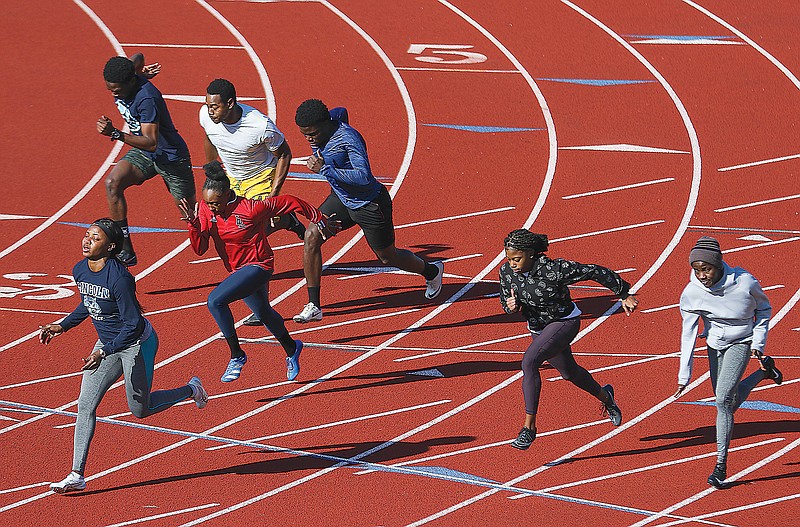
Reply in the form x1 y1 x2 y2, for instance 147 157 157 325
292 99 445 323
97 55 197 267
40 219 207 494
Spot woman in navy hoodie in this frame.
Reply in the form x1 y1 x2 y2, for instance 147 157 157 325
39 219 208 494
677 236 782 489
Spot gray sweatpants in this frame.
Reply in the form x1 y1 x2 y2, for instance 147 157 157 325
72 329 192 473
708 342 766 465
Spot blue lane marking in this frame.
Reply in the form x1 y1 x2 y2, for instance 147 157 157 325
681 401 800 414
59 222 186 234
413 466 498 484
537 78 655 86
422 123 543 133
624 34 737 41
288 171 392 182
0 398 682 519
288 171 327 180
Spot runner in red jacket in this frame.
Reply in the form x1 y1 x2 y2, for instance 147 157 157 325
179 161 335 383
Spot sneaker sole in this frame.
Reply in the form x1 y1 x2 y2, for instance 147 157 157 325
293 314 322 323
51 484 86 494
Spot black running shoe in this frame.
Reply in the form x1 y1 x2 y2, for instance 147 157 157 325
758 355 783 385
511 427 536 450
601 384 623 426
116 249 138 267
287 212 306 240
707 463 727 489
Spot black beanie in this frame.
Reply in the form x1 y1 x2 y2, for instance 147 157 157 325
689 236 723 269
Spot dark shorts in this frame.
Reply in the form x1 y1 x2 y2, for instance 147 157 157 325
319 185 395 250
122 148 196 201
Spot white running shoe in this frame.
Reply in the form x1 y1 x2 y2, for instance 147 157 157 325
50 471 86 494
293 302 322 323
188 377 208 409
424 261 444 299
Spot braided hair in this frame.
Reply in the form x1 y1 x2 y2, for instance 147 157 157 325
202 160 231 194
504 229 548 254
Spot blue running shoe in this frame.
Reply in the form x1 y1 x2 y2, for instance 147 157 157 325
286 340 303 381
221 355 247 382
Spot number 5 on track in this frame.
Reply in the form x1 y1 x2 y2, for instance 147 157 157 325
407 44 487 64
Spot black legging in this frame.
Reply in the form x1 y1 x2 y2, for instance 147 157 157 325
521 317 603 415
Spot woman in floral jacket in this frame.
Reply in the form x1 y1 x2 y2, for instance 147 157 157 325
499 229 638 450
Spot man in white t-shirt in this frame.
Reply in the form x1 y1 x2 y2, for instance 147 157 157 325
201 78 305 324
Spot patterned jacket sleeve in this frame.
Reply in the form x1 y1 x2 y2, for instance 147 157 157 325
498 264 516 314
557 260 631 298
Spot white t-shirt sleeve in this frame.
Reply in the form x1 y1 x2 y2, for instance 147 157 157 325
260 117 285 152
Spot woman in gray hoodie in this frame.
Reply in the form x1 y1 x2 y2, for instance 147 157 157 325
676 236 782 489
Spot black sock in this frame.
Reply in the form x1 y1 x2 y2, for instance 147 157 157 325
277 332 296 356
308 287 321 307
114 219 134 253
422 262 440 280
225 335 246 359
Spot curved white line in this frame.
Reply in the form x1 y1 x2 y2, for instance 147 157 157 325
406 0 703 523
318 0 416 197
683 0 800 91
0 0 125 260
194 0 276 119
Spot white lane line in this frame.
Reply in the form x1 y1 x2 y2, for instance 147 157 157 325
0 372 82 391
355 419 608 475
722 237 800 253
546 351 679 382
393 333 530 362
0 481 51 495
560 144 689 154
656 492 800 527
121 42 244 49
629 437 800 527
54 379 298 428
144 301 207 316
245 308 423 339
714 194 800 213
194 0 275 119
689 225 800 235
682 0 800 93
642 285 784 313
333 254 482 280
0 0 124 260
396 66 521 73
207 399 452 451
562 178 674 200
103 504 221 527
718 153 800 172
0 307 70 316
522 438 784 496
395 207 514 229
550 220 665 243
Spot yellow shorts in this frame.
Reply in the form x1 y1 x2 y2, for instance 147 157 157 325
228 167 275 200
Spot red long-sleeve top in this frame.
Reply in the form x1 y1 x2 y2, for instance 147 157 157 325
187 194 323 272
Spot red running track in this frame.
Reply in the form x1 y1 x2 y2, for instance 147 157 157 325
1 1 798 525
